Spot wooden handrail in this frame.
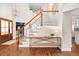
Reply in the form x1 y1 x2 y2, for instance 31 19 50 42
30 15 41 26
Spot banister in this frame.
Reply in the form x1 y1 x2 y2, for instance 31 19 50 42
17 9 42 49
16 9 59 49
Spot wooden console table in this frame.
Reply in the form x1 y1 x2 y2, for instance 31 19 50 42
28 35 62 48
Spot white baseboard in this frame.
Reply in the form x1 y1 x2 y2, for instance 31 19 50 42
19 46 58 48
61 47 71 51
19 45 29 47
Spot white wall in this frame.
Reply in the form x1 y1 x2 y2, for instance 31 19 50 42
14 3 35 22
42 12 60 26
0 3 13 19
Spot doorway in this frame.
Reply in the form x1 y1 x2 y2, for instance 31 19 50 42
16 22 25 37
72 15 79 45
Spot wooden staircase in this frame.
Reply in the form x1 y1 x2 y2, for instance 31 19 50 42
17 9 62 49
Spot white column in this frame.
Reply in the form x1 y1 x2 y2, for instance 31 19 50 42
58 13 63 28
61 12 72 51
13 20 16 39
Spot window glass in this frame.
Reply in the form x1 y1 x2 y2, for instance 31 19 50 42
5 28 8 32
1 20 5 27
1 20 9 35
6 21 8 28
1 28 5 32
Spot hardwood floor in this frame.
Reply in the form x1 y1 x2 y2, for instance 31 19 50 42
0 39 79 56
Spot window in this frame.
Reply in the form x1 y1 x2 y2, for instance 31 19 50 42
1 20 8 35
